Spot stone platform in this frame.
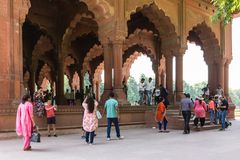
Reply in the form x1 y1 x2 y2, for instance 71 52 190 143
0 120 239 160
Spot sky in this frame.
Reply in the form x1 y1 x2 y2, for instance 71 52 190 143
129 17 240 89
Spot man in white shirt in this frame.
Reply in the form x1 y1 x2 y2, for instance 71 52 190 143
145 77 154 105
139 78 146 105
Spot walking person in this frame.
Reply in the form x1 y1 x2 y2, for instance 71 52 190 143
45 99 57 137
155 97 169 133
103 92 123 141
82 96 98 144
180 93 193 134
16 94 36 151
193 96 207 129
219 96 229 131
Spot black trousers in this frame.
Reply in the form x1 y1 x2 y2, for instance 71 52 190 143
86 131 95 144
182 111 191 133
194 117 205 127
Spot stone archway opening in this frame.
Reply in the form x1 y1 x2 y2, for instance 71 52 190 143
187 22 221 95
183 42 208 98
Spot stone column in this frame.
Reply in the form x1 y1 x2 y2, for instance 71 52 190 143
165 54 173 102
95 81 100 101
56 60 65 105
217 58 225 90
112 40 129 105
0 0 23 107
175 53 184 101
100 42 113 104
224 61 230 97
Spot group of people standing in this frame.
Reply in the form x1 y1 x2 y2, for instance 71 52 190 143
180 84 230 134
139 77 169 107
16 91 123 150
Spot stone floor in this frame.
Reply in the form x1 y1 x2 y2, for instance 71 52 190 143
0 120 240 160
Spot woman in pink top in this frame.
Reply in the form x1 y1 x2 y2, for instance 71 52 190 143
16 94 36 151
193 96 207 128
82 96 98 145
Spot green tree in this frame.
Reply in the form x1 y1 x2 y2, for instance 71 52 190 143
211 0 240 25
183 81 207 100
127 76 140 105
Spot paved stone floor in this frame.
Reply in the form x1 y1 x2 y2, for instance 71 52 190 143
0 120 240 160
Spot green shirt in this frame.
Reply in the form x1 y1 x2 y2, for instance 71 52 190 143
104 98 118 118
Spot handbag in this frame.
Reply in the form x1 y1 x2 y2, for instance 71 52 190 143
31 131 41 143
96 110 102 119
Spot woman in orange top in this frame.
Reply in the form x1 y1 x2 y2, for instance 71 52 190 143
208 96 215 125
155 97 168 132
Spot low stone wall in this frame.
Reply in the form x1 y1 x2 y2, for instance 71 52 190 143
0 105 151 132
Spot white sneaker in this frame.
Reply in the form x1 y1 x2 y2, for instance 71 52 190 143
118 136 124 140
106 138 111 141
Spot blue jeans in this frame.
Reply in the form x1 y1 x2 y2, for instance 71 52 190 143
158 117 168 130
139 91 144 104
146 90 152 105
107 118 120 138
220 110 227 129
208 109 215 124
86 131 95 143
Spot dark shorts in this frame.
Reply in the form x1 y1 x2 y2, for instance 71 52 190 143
47 117 56 124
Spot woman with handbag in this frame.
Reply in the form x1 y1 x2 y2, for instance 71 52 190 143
82 96 98 145
16 94 36 151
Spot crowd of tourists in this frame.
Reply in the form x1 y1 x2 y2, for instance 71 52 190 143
15 82 230 151
16 90 123 151
180 84 230 134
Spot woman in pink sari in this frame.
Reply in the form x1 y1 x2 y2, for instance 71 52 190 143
16 94 36 151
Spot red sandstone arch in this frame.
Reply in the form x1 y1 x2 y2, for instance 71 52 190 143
187 22 220 64
129 2 179 54
123 29 156 57
62 0 113 58
62 13 96 58
64 56 76 80
82 45 103 74
20 0 31 23
93 62 104 101
37 64 52 88
31 36 54 69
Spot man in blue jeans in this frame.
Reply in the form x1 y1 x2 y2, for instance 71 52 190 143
219 96 229 131
103 92 124 141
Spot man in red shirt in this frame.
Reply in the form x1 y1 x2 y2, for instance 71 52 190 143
45 100 57 137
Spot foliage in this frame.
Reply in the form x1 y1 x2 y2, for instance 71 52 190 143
100 81 104 96
229 89 240 106
127 76 140 105
211 0 240 25
183 81 207 100
64 75 71 92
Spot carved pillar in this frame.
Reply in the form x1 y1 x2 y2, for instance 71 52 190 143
175 53 184 101
224 61 230 97
161 71 165 87
100 42 113 103
112 40 128 105
96 81 100 101
165 54 173 103
217 58 225 90
56 59 65 105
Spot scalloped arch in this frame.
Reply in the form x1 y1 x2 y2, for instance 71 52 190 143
124 29 156 58
128 2 179 53
82 44 103 74
187 22 220 64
